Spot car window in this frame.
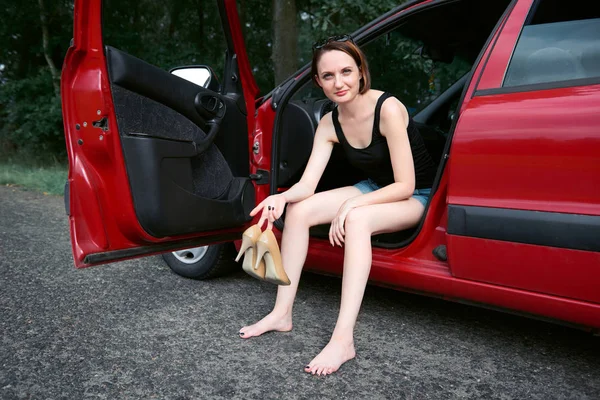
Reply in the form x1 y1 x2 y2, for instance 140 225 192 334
291 27 472 117
363 31 471 116
503 0 600 87
102 0 226 80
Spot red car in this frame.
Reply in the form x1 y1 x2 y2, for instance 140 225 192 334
61 0 600 330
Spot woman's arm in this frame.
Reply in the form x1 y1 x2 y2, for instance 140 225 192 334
280 114 336 203
250 113 336 229
351 98 416 208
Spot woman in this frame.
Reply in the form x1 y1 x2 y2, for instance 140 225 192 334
239 35 437 376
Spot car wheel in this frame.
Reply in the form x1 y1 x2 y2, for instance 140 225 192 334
162 243 238 279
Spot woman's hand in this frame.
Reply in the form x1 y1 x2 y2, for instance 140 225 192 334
250 194 287 231
329 198 358 247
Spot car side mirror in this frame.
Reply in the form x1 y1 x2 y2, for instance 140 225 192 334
170 66 220 92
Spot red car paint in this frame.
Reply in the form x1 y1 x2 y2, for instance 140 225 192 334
62 0 600 330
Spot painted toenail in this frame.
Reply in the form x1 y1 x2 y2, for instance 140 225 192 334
239 332 244 336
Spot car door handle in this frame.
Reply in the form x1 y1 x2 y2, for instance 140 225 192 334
194 93 225 120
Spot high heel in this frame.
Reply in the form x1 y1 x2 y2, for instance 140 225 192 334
254 229 291 286
235 225 265 280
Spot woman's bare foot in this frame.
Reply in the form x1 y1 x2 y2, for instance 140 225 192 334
239 311 293 339
304 337 356 376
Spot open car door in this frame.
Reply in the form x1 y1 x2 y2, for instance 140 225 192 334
61 0 260 268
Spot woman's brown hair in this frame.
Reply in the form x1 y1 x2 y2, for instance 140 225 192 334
311 38 371 94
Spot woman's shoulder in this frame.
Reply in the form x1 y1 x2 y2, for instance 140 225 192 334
373 91 409 130
315 111 339 143
367 90 406 111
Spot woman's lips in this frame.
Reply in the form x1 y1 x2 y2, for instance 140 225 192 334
335 90 348 96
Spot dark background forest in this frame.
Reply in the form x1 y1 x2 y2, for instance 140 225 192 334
0 0 405 164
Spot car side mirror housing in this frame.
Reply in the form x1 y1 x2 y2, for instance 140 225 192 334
170 66 220 92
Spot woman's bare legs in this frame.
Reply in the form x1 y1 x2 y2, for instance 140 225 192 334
305 198 425 375
239 186 362 338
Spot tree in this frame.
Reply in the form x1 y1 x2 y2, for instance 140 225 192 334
272 0 297 85
38 0 60 96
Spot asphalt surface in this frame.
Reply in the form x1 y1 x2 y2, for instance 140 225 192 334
1 185 599 399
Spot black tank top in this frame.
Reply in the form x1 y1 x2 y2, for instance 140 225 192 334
332 92 436 189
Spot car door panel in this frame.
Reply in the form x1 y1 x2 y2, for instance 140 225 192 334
62 0 260 268
106 47 253 237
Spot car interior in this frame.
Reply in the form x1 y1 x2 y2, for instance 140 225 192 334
273 0 513 247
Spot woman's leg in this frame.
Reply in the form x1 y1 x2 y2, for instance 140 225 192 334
239 186 362 338
306 198 426 375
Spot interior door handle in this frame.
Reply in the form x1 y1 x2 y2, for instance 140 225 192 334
194 93 225 120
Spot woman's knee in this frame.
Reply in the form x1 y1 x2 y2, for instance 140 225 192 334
345 208 371 234
285 200 313 226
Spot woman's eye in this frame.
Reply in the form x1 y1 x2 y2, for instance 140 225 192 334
343 69 351 74
322 74 332 79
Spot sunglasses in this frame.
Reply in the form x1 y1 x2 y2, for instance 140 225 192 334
312 34 354 51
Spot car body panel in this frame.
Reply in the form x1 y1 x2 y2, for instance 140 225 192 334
446 0 600 307
477 0 533 90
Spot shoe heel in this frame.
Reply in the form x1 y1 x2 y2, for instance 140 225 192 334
255 241 268 271
257 231 290 286
235 235 254 262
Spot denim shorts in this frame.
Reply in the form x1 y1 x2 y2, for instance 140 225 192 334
353 178 431 207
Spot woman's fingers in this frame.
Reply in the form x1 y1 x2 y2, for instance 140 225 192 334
268 208 276 230
335 217 345 245
250 200 265 217
329 223 336 246
257 207 269 229
334 222 343 247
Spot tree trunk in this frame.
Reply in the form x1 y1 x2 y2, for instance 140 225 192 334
272 0 297 85
196 0 204 49
168 0 183 38
38 0 59 97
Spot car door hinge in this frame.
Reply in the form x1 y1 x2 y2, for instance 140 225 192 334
249 169 269 185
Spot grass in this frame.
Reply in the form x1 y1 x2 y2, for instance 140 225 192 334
0 162 67 196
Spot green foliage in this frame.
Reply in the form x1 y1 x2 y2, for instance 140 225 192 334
0 162 67 195
0 0 413 163
0 70 65 161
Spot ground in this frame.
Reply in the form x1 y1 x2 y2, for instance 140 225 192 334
1 185 599 399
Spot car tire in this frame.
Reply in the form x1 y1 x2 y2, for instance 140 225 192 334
162 243 238 280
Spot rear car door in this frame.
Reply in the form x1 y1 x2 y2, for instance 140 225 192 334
447 0 600 304
61 0 260 268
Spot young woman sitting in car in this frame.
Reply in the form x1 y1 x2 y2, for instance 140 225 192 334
237 35 437 376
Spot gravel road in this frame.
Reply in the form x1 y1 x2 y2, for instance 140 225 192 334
1 185 599 399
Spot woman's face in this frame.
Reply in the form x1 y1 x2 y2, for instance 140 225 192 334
316 50 362 103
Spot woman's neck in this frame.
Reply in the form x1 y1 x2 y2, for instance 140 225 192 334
337 92 369 120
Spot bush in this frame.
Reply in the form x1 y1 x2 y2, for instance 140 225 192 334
0 70 66 163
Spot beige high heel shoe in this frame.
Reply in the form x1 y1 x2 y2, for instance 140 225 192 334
235 225 266 280
254 229 291 286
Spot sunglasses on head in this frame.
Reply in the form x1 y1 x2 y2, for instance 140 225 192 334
312 34 354 51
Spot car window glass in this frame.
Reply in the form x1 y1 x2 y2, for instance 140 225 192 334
291 26 472 119
503 0 600 87
363 31 471 116
102 0 226 81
